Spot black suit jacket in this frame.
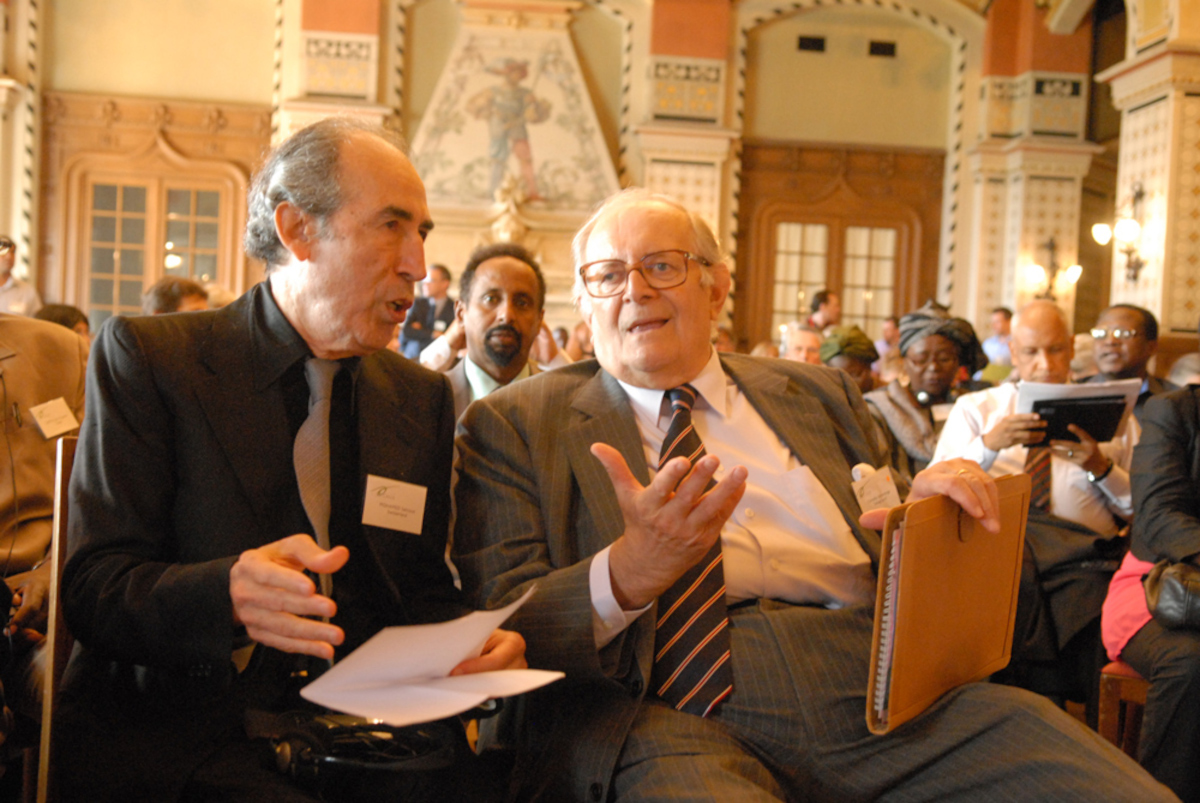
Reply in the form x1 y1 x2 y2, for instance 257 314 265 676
1131 386 1200 563
58 284 463 801
401 295 455 358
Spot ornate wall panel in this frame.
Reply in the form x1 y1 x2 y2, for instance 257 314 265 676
1112 95 1170 312
650 56 723 125
1166 93 1200 332
734 141 944 348
39 93 272 303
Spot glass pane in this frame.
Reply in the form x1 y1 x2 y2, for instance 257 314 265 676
785 253 799 283
91 215 117 243
846 256 868 285
90 277 114 305
122 186 147 213
91 247 115 275
843 287 865 318
803 254 826 282
119 279 143 307
194 253 217 282
165 253 190 277
167 189 191 216
121 249 144 277
196 191 219 218
121 217 145 245
89 308 112 331
92 185 117 211
195 222 218 249
806 224 827 253
872 228 897 258
845 227 869 256
870 257 894 285
774 283 789 311
166 220 190 248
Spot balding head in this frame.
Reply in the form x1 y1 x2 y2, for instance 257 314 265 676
1011 300 1073 384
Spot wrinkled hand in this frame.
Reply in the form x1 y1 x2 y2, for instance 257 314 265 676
859 458 999 533
982 413 1047 452
449 629 527 676
7 563 51 640
230 534 349 660
1051 424 1109 476
593 443 748 610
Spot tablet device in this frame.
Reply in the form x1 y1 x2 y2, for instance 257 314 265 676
1031 395 1127 443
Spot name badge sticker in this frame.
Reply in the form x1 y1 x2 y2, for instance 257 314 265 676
362 474 427 534
851 466 902 513
28 397 79 439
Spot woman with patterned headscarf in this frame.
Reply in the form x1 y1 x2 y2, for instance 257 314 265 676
864 301 988 485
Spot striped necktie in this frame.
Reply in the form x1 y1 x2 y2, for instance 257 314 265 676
1025 445 1051 513
649 384 734 717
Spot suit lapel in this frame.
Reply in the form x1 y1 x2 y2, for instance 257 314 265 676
564 369 648 556
195 297 296 538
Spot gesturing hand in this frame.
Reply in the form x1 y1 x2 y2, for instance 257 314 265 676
230 534 349 660
592 443 748 610
982 413 1047 452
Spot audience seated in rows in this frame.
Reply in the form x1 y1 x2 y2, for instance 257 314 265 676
141 275 208 315
933 300 1135 715
865 301 984 488
819 324 877 394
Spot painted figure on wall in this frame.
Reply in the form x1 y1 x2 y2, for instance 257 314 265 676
467 59 551 201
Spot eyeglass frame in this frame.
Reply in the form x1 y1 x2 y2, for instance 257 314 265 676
1090 327 1142 341
578 249 711 298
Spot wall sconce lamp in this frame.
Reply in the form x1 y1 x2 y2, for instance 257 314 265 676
1091 183 1146 282
1025 235 1082 301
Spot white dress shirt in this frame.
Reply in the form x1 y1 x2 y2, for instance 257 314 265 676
930 382 1137 536
590 351 876 646
463 355 532 402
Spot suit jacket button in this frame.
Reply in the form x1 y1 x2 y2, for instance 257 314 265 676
589 782 603 801
630 678 643 697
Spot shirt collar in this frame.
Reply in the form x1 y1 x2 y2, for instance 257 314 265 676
256 279 326 389
464 354 531 401
616 348 728 428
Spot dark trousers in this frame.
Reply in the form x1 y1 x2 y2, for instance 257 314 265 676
1123 617 1200 802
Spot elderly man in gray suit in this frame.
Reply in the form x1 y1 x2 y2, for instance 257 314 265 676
453 189 1170 801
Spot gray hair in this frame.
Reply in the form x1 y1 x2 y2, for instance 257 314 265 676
570 188 726 307
244 117 408 270
783 322 822 352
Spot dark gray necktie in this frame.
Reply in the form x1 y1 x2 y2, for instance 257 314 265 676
294 357 340 598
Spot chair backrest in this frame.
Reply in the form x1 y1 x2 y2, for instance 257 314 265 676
37 436 76 803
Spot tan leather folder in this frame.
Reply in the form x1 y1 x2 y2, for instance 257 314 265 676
866 473 1031 735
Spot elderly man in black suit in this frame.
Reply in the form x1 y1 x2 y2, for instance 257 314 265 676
57 118 524 802
452 189 1169 801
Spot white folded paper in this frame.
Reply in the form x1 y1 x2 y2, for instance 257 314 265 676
301 586 563 727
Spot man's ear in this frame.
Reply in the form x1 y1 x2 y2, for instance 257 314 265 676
708 263 732 319
275 202 317 263
455 298 465 324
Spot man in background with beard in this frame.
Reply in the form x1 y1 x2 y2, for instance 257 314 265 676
445 243 547 419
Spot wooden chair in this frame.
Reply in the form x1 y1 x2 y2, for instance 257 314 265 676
1097 660 1148 759
35 436 76 803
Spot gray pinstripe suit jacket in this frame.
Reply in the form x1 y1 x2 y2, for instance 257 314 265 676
453 353 886 801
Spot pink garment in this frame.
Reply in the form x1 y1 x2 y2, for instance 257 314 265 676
1102 550 1155 661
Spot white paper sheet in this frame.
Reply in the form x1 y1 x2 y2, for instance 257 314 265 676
301 586 564 727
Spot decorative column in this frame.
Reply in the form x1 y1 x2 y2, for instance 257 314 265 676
0 0 42 286
274 0 393 143
1095 0 1200 341
965 0 1099 330
634 0 735 241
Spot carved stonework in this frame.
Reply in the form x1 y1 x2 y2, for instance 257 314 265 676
651 56 724 125
981 72 1087 140
303 32 378 102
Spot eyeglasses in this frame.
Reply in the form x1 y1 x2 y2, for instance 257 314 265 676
579 250 709 298
1090 327 1141 341
0 241 13 255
